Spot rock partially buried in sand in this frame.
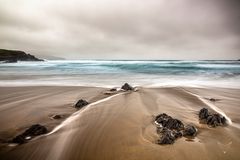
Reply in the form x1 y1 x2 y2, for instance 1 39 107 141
157 127 183 145
206 114 226 127
155 113 184 131
157 130 175 145
12 124 47 144
52 114 62 119
155 113 196 145
110 88 117 92
75 99 89 109
199 108 209 120
121 83 133 91
199 108 226 127
183 125 197 136
209 98 217 102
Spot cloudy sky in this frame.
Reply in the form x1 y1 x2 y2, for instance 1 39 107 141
0 0 239 60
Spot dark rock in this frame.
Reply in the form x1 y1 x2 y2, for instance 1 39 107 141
172 130 183 138
0 49 43 62
183 125 197 136
155 113 184 131
165 118 184 131
155 113 185 145
155 113 172 124
199 108 227 127
209 98 216 102
121 83 133 91
199 108 209 120
52 115 62 119
110 88 117 92
21 124 47 136
104 92 113 95
12 124 47 144
206 113 226 127
155 113 171 120
156 126 163 134
75 99 89 108
221 116 227 125
12 135 26 144
157 130 175 145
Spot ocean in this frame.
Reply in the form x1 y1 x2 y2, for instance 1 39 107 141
0 60 239 88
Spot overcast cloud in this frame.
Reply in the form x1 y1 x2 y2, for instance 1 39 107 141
0 0 239 59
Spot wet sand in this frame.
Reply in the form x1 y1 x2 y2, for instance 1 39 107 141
0 86 239 160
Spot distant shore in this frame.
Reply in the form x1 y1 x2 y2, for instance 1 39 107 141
0 86 239 160
0 49 43 63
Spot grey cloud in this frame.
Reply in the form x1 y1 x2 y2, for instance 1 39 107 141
0 0 239 59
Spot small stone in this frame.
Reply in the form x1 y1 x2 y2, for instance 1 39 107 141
75 99 89 108
209 98 216 102
110 88 117 92
52 115 62 119
121 83 133 91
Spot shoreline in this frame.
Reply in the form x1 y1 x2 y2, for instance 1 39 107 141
0 86 239 160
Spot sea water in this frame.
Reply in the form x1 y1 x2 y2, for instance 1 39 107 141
0 60 239 88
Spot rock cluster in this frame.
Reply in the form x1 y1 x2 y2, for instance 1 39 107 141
199 108 226 127
155 113 197 145
12 124 47 144
75 99 89 109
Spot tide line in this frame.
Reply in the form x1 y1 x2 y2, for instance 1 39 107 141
46 92 124 136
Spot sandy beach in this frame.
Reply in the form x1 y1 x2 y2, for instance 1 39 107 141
1 0 239 159
0 86 239 160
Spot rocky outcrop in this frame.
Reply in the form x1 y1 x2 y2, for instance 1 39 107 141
199 108 227 127
0 49 43 62
155 108 228 145
12 124 47 144
155 113 197 145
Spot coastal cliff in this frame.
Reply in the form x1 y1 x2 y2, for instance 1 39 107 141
0 49 43 62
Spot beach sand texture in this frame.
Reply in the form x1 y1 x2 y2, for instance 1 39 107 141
0 86 239 160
